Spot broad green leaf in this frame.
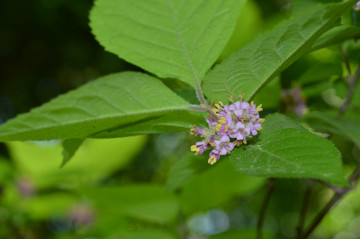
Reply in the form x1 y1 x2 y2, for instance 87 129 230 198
230 128 348 186
81 185 178 224
108 230 175 239
0 72 190 141
304 111 360 145
310 25 360 52
61 138 84 168
166 152 209 191
7 136 146 188
90 0 246 86
180 159 264 214
297 63 342 84
203 0 358 102
92 111 205 138
261 113 306 136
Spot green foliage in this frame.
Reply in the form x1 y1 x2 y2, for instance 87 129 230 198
61 138 84 167
305 111 360 146
0 72 190 141
81 185 178 224
203 0 358 102
180 159 264 214
6 136 146 188
230 114 348 186
90 0 246 86
92 111 205 138
166 152 209 191
310 25 360 51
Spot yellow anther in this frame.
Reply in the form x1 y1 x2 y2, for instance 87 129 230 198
208 156 217 165
229 95 234 102
190 145 198 151
224 125 228 132
256 127 263 131
219 101 224 106
257 104 263 111
239 92 244 100
252 118 256 123
190 125 196 134
215 103 220 108
243 139 247 145
258 118 265 123
254 110 259 114
210 142 216 147
250 101 254 106
218 117 226 124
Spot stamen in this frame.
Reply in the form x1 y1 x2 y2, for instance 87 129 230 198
208 156 217 165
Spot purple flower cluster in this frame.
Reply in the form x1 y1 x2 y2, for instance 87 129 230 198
355 1 360 11
190 94 264 165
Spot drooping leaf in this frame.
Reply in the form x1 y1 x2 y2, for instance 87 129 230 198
81 185 179 224
90 0 246 86
310 25 360 52
203 0 358 102
166 152 209 191
92 111 205 138
230 128 348 186
0 72 190 141
61 138 84 168
304 111 360 146
180 159 264 214
108 230 176 239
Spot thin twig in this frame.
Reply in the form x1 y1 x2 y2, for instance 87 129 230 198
341 51 352 76
315 180 344 194
339 60 360 115
257 178 275 239
297 179 314 239
300 166 360 239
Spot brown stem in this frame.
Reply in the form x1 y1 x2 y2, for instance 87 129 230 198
297 179 314 239
300 166 360 239
339 60 360 115
257 178 275 239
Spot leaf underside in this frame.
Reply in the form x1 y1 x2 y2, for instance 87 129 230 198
90 0 246 86
0 72 190 141
203 0 358 102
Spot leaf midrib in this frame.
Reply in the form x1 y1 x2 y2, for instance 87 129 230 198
0 106 191 139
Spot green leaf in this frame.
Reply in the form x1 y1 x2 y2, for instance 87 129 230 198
304 111 360 146
203 0 358 102
311 25 360 52
61 138 84 168
92 111 205 138
108 230 176 239
90 0 246 86
180 159 264 214
0 72 190 141
166 152 209 191
7 136 146 188
230 128 348 186
261 113 306 136
81 185 178 224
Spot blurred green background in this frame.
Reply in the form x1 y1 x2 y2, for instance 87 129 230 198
1 0 360 238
